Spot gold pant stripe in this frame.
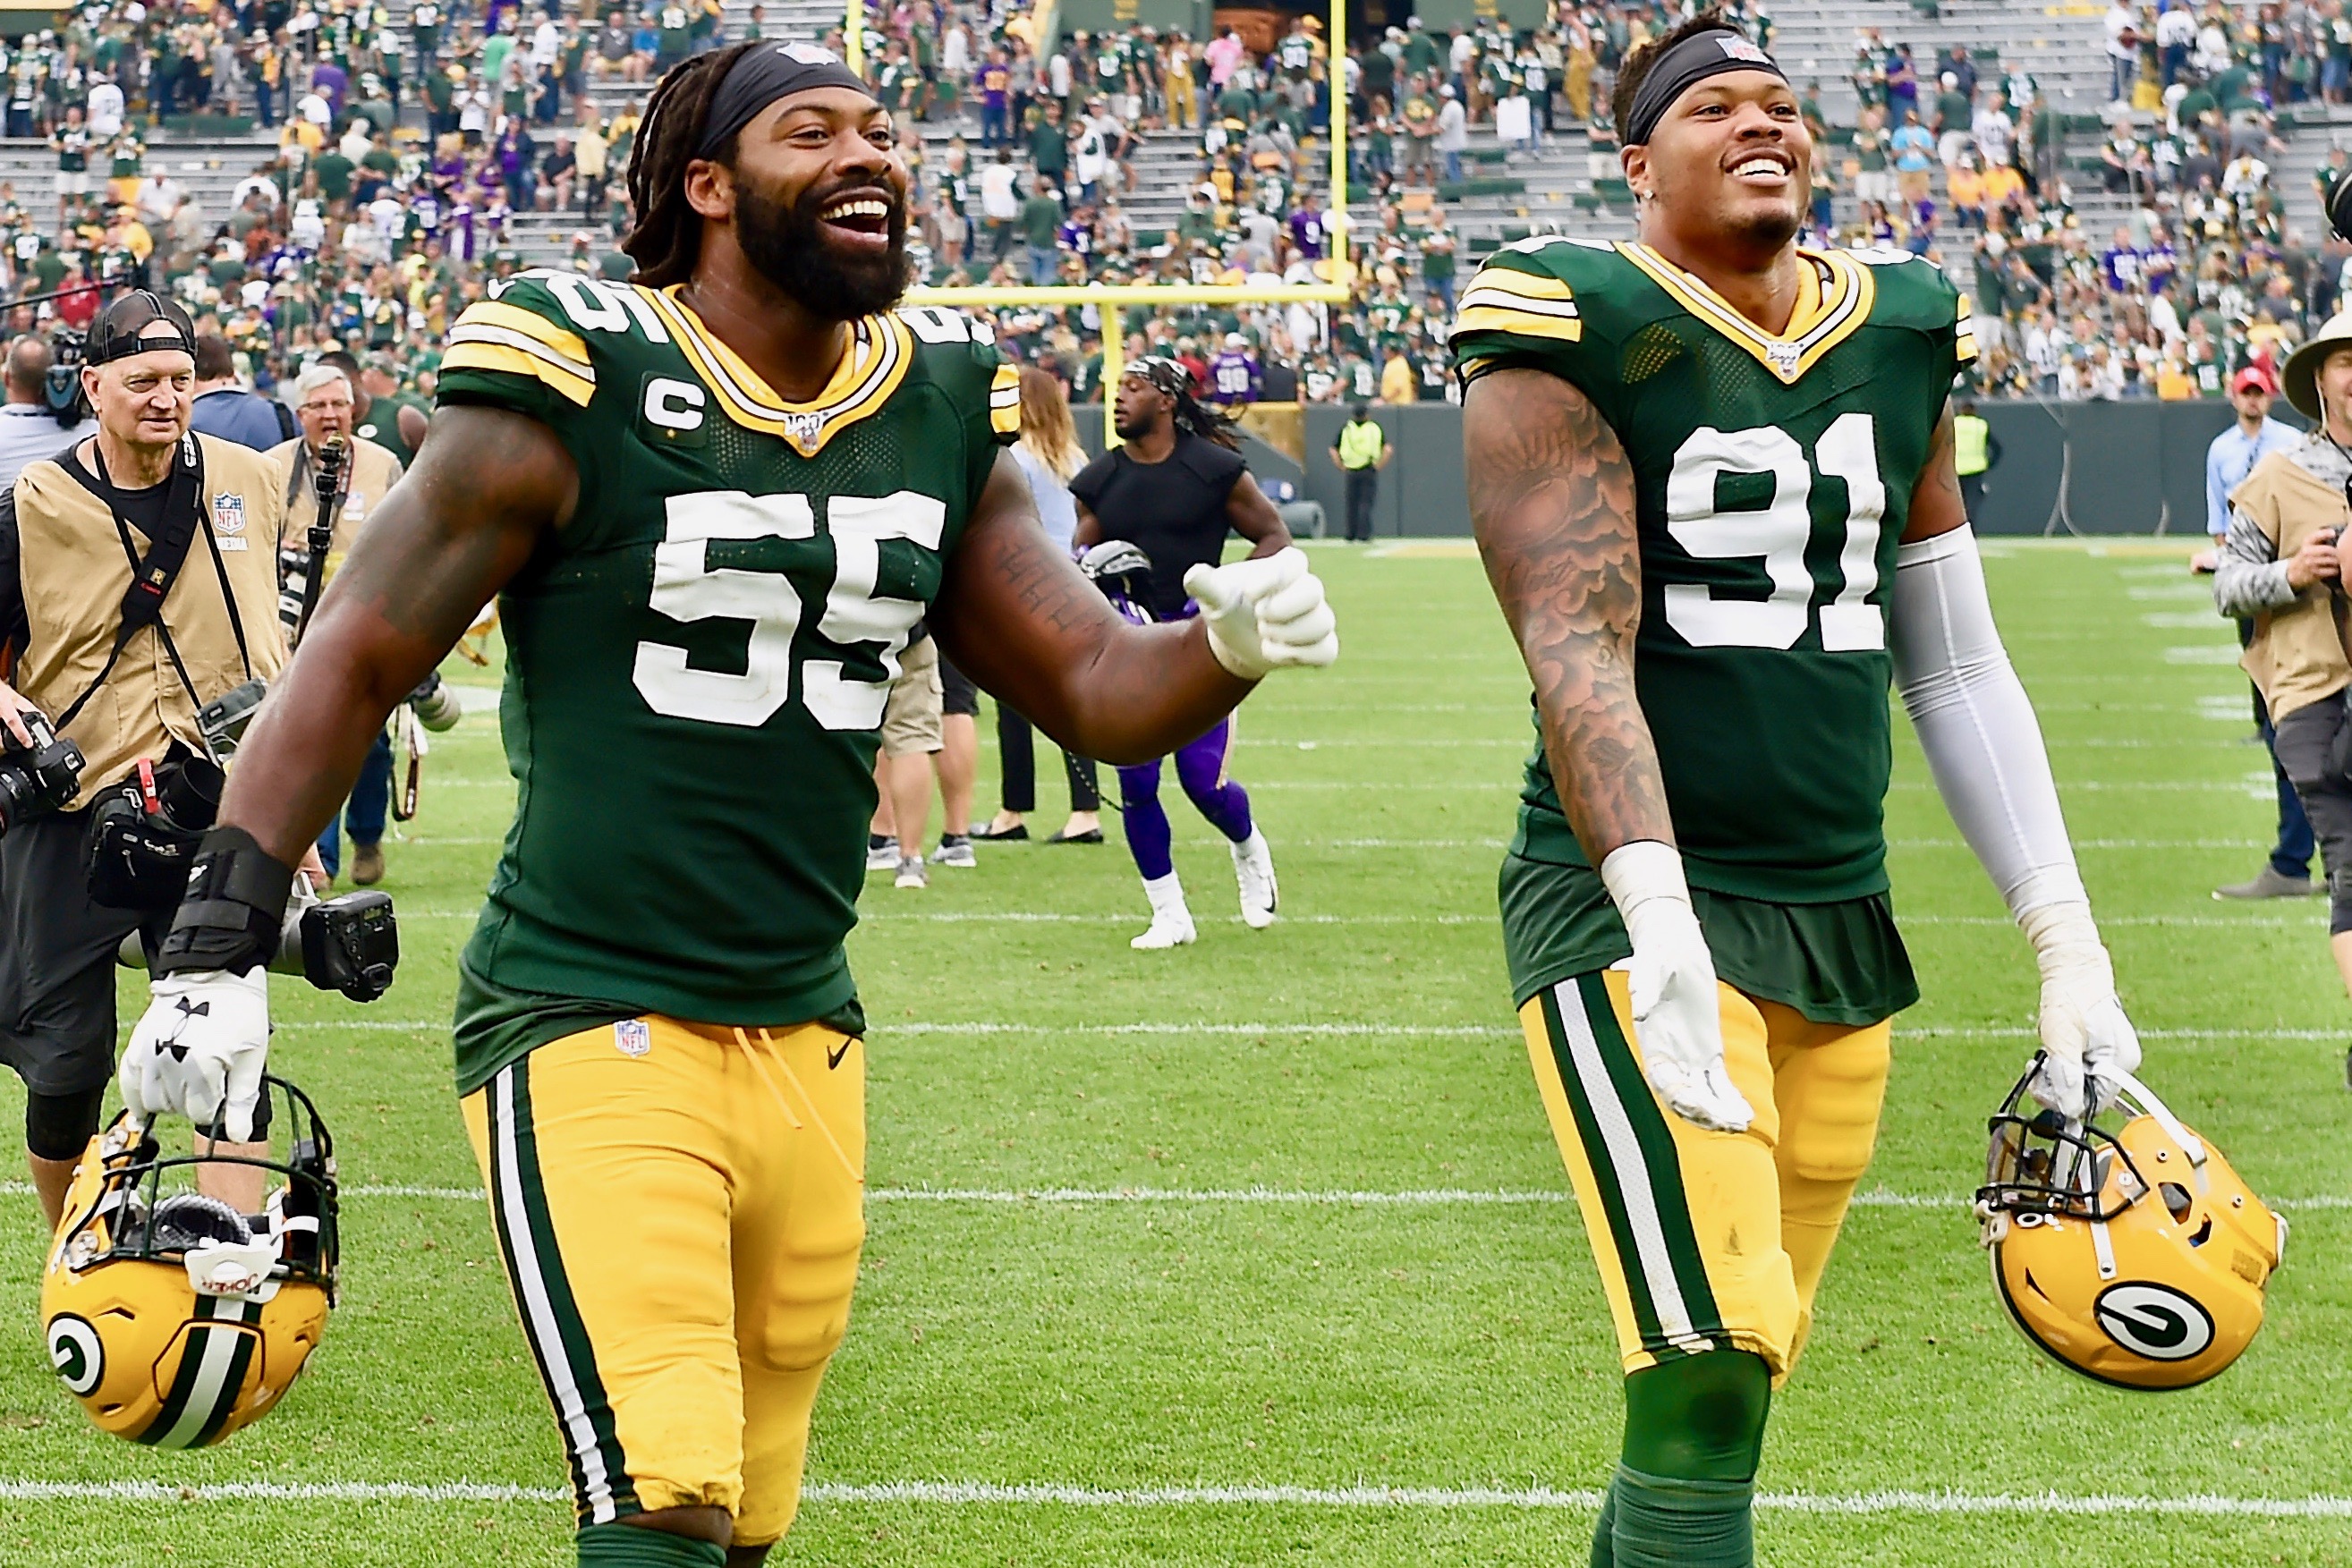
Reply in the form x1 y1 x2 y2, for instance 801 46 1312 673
463 1017 867 1546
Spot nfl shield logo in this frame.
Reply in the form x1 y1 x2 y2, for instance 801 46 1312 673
781 411 826 447
1765 340 1802 379
614 1020 652 1058
212 493 247 535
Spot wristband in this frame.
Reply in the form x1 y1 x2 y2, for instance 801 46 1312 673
1599 839 1693 920
154 826 295 978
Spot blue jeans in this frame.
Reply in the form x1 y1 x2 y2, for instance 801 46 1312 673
1026 245 1057 284
981 99 1007 145
1442 148 1463 182
318 731 393 878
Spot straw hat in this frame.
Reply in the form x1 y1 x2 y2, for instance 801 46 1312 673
2280 310 2352 420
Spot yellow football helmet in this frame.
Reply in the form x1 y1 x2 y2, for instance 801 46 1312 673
40 1076 339 1446
1976 1056 2284 1391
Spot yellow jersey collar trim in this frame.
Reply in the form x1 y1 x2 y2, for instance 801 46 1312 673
1618 244 1874 386
646 287 913 455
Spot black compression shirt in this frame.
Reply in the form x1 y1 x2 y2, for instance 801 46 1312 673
1069 432 1247 619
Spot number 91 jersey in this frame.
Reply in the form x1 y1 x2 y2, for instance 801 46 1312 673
436 273 1019 1092
1453 238 1976 903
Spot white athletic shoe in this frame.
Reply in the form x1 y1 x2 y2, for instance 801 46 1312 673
1231 828 1278 929
867 836 899 871
896 855 928 889
934 835 977 868
1130 872 1197 950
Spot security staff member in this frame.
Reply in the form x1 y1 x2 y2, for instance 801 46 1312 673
1330 402 1390 542
0 292 300 1229
1951 397 2000 525
268 363 403 886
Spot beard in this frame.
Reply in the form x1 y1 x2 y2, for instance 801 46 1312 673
736 176 910 322
1112 409 1153 439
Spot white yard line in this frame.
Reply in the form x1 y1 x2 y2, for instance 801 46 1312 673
8 1182 2339 1211
5 1478 2347 1519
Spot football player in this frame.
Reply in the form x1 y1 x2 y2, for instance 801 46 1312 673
1455 17 2140 1567
114 41 1336 1568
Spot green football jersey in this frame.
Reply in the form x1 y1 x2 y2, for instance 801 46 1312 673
1452 238 1975 1016
437 274 1020 1091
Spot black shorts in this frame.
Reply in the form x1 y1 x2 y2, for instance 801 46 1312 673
938 653 980 717
0 808 166 1098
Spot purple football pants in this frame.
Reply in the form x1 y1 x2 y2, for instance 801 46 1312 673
1117 715 1253 881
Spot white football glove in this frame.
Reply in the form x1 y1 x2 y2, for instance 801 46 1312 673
121 969 272 1143
1182 545 1339 680
2021 901 2142 1121
1602 841 1754 1134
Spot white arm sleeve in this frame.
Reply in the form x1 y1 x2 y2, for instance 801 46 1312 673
1887 524 2087 922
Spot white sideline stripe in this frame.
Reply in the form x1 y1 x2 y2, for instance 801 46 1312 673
408 909 2339 928
250 1021 2352 1042
6 1478 2348 1519
6 1181 2343 1211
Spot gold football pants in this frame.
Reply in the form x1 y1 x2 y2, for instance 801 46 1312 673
460 1016 865 1547
1520 971 1891 1381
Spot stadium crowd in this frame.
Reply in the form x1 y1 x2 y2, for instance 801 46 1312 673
4 0 2352 408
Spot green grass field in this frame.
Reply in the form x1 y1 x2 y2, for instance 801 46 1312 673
4 538 2349 1566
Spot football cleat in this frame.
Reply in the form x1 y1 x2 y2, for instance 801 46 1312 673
41 1076 339 1446
1231 827 1278 928
1975 1055 2283 1390
1132 872 1197 950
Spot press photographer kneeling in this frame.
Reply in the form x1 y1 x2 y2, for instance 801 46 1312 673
0 295 394 1231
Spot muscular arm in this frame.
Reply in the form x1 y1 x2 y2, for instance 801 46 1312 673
1463 367 1673 861
1223 470 1292 557
1072 496 1100 549
932 448 1253 767
217 405 573 865
1900 403 1969 545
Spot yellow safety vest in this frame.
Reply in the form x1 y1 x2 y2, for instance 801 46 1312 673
1953 414 1991 478
1337 420 1384 470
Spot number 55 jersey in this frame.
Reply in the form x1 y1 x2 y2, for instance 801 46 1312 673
436 274 1019 1093
1451 239 1977 1025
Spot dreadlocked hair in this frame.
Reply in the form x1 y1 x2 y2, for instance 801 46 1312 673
624 40 762 288
1170 384 1241 450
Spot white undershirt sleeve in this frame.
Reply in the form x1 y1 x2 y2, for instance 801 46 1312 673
1887 523 2088 921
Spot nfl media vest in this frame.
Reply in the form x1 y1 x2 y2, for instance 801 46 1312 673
2229 449 2352 724
267 435 404 572
9 434 288 788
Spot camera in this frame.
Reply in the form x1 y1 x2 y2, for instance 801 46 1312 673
44 324 88 428
289 888 399 1003
408 672 463 732
197 677 269 758
0 707 89 837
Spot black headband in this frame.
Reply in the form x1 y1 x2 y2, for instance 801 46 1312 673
1125 356 1192 397
695 42 875 158
87 289 196 365
1623 28 1787 147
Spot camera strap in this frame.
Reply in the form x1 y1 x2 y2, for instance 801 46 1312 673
55 435 250 738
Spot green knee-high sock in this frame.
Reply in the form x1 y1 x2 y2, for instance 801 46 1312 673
1608 1465 1754 1568
576 1521 727 1568
1608 1350 1771 1568
1589 1473 1619 1568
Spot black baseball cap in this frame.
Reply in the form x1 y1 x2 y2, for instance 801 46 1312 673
86 290 198 366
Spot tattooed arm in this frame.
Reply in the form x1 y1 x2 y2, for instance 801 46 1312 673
934 448 1254 767
215 405 569 866
1464 367 1674 861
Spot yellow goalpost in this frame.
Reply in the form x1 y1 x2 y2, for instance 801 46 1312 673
858 0 1355 441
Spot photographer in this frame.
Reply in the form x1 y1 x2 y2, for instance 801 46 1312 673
2216 311 2352 1089
268 364 407 886
0 335 65 493
0 293 301 1228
